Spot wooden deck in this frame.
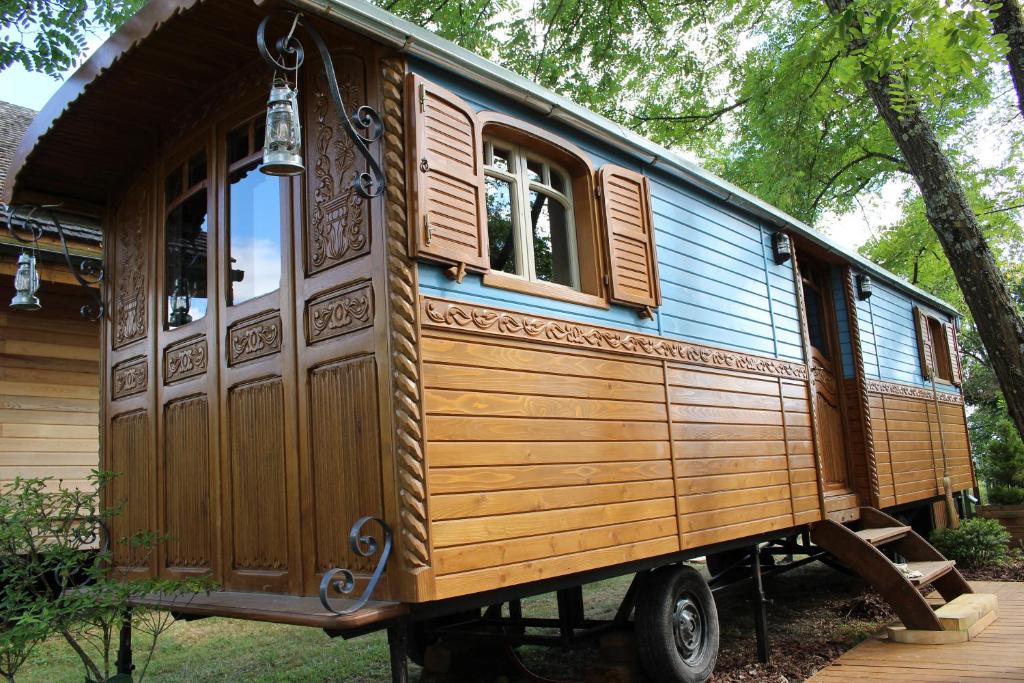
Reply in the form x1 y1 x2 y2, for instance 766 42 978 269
807 581 1024 682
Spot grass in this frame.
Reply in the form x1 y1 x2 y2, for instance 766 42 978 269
16 563 887 682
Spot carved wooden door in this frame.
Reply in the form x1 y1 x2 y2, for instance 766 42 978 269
800 256 851 491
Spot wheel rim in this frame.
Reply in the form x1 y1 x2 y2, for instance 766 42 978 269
672 592 707 665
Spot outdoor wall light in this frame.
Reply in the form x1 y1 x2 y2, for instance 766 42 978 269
256 11 385 197
10 252 40 311
772 231 792 265
856 273 873 300
168 277 193 327
261 76 304 176
2 204 103 320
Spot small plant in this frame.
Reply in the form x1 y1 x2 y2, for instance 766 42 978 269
978 420 1024 502
0 474 213 683
988 485 1024 506
930 517 1012 570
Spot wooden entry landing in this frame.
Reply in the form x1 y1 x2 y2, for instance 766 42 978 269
807 581 1024 682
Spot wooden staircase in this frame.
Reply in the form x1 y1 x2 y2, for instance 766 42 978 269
811 507 997 641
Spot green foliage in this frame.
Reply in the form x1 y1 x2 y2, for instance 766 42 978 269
930 517 1012 569
0 0 145 77
0 474 212 682
978 419 1024 495
988 485 1024 505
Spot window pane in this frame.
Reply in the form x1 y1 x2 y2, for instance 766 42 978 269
550 169 566 194
187 151 207 188
165 167 183 206
526 159 543 184
227 125 250 166
486 175 517 274
165 190 209 327
803 283 828 358
529 190 574 288
229 161 282 304
490 145 512 173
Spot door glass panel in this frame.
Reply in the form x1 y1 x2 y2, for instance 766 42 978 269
529 190 573 288
486 175 517 275
803 282 829 359
228 161 282 305
165 189 209 327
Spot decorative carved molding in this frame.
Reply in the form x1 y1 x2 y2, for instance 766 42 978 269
842 267 880 503
791 251 827 516
935 391 966 405
163 66 267 146
229 312 282 365
308 58 369 274
113 176 148 348
307 282 372 343
811 361 837 396
112 356 147 400
164 336 208 384
382 56 431 574
422 297 810 380
865 378 964 404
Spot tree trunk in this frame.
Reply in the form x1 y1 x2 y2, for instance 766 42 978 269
824 0 1024 442
984 0 1024 119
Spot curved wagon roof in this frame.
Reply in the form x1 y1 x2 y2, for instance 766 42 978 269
5 0 960 317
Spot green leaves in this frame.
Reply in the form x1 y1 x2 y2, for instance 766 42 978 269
0 0 146 78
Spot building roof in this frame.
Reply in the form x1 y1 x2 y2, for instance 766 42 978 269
0 100 36 195
0 99 102 248
2 0 959 316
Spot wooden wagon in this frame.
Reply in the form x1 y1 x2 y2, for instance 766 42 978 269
2 0 982 679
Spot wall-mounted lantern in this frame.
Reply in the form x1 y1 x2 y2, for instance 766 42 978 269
856 273 873 300
2 205 103 320
772 232 792 265
10 252 40 311
256 11 385 197
168 277 193 327
260 77 304 176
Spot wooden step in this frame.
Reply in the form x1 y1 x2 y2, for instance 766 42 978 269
901 560 956 586
854 526 909 546
886 593 999 644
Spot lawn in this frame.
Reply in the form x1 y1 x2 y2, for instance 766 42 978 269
17 562 889 682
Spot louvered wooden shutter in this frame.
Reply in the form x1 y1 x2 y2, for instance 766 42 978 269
406 74 488 270
598 165 660 309
943 322 963 386
914 306 935 380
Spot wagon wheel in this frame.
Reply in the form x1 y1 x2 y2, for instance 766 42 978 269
635 564 719 683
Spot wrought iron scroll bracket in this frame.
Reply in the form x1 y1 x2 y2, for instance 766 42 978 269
2 203 105 320
319 516 393 615
257 11 386 199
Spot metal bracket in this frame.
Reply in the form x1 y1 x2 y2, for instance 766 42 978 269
2 203 104 320
256 11 386 199
319 516 393 616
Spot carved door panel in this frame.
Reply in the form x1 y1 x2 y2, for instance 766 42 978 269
155 136 222 583
215 100 303 594
292 41 393 599
800 256 852 491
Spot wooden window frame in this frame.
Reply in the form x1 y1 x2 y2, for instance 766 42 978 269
161 143 211 331
477 112 608 310
926 314 954 384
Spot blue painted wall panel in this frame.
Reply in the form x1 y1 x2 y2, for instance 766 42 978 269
411 59 800 363
830 268 855 379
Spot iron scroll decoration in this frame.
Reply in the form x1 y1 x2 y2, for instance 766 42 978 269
256 11 386 199
319 516 393 615
2 203 105 320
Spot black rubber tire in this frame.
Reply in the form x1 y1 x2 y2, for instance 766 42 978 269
635 564 720 683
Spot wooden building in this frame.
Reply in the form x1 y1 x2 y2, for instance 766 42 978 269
1 1 981 680
0 101 101 493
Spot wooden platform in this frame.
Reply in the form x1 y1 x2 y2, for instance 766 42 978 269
807 581 1024 682
130 591 408 630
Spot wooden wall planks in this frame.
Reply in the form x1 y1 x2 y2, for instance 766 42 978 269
421 310 821 598
0 290 100 492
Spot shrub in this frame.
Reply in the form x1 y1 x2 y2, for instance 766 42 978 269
930 517 1012 569
988 484 1024 506
978 420 1024 497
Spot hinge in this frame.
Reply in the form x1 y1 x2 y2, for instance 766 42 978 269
595 185 602 199
603 274 610 286
418 84 426 113
423 214 433 245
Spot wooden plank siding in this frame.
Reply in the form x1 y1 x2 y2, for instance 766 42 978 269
0 287 100 491
420 301 818 599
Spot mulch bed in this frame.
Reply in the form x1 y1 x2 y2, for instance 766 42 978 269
960 553 1024 582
